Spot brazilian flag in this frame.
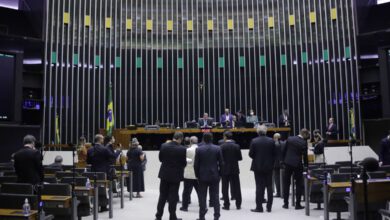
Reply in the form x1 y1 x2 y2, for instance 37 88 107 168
55 114 60 144
106 83 115 136
349 108 356 139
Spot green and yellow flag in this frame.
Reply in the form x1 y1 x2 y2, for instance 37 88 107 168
55 114 60 144
106 83 115 136
349 108 356 139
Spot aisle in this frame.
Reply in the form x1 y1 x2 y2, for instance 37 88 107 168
84 188 344 220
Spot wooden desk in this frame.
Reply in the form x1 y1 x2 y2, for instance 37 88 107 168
113 127 291 148
328 182 351 188
41 195 72 209
0 209 38 220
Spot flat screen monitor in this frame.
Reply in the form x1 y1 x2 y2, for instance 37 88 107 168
0 52 15 121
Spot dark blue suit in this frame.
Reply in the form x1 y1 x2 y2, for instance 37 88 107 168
220 114 233 128
156 141 187 220
380 137 390 165
194 143 224 220
326 123 338 140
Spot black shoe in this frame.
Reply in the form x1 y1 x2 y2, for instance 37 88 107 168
231 197 236 200
209 203 214 207
250 208 263 213
236 206 241 210
295 205 305 210
222 206 229 210
179 207 188 212
282 204 289 209
275 194 281 198
100 207 108 212
266 208 272 212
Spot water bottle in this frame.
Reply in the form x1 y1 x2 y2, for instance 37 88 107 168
22 198 31 215
86 178 91 189
124 163 128 170
84 168 87 173
326 173 332 183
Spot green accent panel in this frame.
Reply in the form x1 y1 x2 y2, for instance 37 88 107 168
281 54 287 65
260 55 266 67
136 57 142 68
198 57 204 69
218 57 225 68
51 52 57 64
302 52 308 64
239 56 246 67
95 55 100 66
73 54 79 65
323 49 329 61
177 58 183 69
345 47 351 59
115 57 121 68
157 57 163 69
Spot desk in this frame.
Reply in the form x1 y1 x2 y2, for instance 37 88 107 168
323 181 351 220
0 209 38 220
113 127 290 149
41 195 71 209
74 186 98 220
304 176 321 216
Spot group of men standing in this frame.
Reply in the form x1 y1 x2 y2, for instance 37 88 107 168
154 125 311 220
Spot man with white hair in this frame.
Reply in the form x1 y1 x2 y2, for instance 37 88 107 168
249 125 276 213
180 136 199 211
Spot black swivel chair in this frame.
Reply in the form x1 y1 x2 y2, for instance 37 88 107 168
328 173 350 220
60 177 91 218
82 172 108 210
335 161 354 167
379 165 390 173
56 171 80 179
367 171 386 179
0 183 34 194
43 176 58 184
309 168 335 210
322 164 341 172
339 167 361 174
42 184 72 220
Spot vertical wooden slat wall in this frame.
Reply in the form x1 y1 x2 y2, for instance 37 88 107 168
43 0 361 144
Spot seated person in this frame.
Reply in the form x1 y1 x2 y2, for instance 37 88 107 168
246 109 259 127
198 113 213 129
48 155 63 169
220 108 233 128
235 110 246 128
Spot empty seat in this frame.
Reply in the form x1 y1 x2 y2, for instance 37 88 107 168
1 183 33 194
328 173 350 220
339 166 361 174
56 171 79 179
309 168 335 210
60 177 88 186
61 165 73 171
44 167 62 175
367 171 386 179
42 184 72 220
0 193 38 210
335 161 353 167
322 164 341 171
60 177 90 218
379 165 390 173
44 176 58 184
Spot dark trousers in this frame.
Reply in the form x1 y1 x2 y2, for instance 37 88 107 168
273 167 281 196
221 174 242 208
181 179 199 209
283 164 303 206
254 171 273 210
156 179 180 220
199 180 220 220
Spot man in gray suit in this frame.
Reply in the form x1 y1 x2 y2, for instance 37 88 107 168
194 133 224 220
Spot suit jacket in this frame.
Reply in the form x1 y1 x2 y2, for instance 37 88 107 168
87 143 119 179
279 114 291 127
220 114 233 127
236 115 246 128
220 141 242 175
282 136 308 168
274 140 285 168
249 135 276 173
194 143 224 182
380 137 390 165
48 162 63 170
198 118 213 128
326 123 338 140
158 141 187 182
13 146 43 184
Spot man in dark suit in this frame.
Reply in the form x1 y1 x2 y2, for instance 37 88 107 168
199 113 213 129
325 117 338 140
87 134 121 212
13 135 43 185
155 132 187 220
249 125 276 213
195 132 224 220
282 128 310 210
273 133 284 197
220 108 233 128
220 131 242 210
380 130 390 166
48 155 63 170
279 109 291 127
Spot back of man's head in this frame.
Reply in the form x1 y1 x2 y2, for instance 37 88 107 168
190 136 198 145
183 137 191 146
173 132 184 143
54 155 63 164
203 132 213 144
300 128 311 140
257 125 268 136
223 131 233 139
23 135 36 145
94 134 104 144
361 157 379 172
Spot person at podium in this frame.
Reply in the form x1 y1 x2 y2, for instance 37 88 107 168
220 108 233 128
198 113 213 129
